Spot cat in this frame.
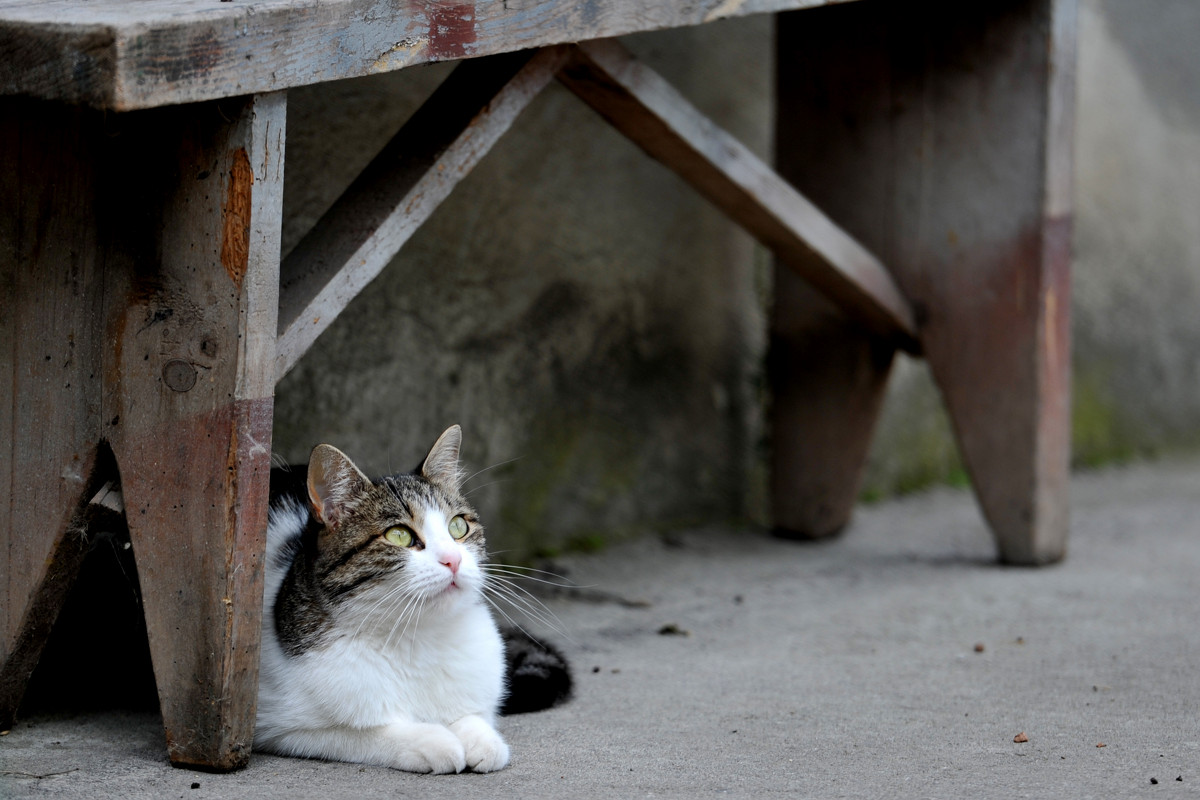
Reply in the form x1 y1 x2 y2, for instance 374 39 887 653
255 425 569 774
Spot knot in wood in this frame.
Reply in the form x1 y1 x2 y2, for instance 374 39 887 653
163 359 198 392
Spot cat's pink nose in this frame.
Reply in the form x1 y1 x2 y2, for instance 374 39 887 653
440 550 461 575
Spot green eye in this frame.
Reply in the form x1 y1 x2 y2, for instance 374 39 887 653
448 515 469 540
383 526 414 548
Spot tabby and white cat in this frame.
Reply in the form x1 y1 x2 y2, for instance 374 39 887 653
255 425 564 774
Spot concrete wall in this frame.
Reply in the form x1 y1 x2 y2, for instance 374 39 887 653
274 18 773 557
1070 0 1200 464
273 0 1200 557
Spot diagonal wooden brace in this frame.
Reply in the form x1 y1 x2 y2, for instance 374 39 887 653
558 39 919 352
275 47 572 382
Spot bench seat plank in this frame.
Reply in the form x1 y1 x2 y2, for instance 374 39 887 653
0 0 855 110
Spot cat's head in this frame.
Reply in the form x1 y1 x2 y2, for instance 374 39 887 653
304 425 488 614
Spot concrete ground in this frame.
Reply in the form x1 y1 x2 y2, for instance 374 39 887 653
2 457 1198 799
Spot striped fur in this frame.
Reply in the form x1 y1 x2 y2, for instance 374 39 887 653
255 426 510 773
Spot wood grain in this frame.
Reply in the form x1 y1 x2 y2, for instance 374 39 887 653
0 98 110 728
0 0 855 110
104 93 284 769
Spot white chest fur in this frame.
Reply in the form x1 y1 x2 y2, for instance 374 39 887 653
253 495 510 773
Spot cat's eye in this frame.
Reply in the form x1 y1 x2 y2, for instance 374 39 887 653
448 515 469 540
383 526 415 548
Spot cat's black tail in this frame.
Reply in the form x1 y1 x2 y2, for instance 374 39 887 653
500 628 572 715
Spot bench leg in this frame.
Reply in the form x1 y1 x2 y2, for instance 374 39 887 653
769 274 895 539
0 92 285 770
774 0 1075 564
104 94 285 770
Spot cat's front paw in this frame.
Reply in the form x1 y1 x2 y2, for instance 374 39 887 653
386 722 466 774
449 715 510 773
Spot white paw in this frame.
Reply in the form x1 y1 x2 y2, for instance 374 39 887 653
386 723 466 774
450 716 510 773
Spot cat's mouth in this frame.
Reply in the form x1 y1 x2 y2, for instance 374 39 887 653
432 570 477 599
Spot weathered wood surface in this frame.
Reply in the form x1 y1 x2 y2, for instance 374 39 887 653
276 47 567 382
560 38 918 350
0 0 856 111
769 278 896 539
771 0 1076 564
0 92 284 769
110 92 284 770
0 100 112 730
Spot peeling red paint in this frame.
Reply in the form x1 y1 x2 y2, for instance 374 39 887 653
428 4 477 60
1038 212 1073 542
1041 214 1073 395
220 148 253 290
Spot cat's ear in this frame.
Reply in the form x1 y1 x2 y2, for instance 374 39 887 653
307 444 371 527
420 424 463 490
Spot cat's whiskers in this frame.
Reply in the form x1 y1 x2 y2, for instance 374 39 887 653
372 585 418 643
478 581 558 647
480 554 577 581
374 575 429 649
460 457 523 488
483 596 532 642
481 562 582 638
481 574 572 642
349 578 411 640
390 594 428 658
480 561 574 611
482 591 572 648
480 563 583 588
484 582 565 635
462 479 511 498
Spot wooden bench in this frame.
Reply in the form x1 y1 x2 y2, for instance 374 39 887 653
1 0 1076 772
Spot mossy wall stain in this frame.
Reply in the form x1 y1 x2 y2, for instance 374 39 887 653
1072 364 1134 468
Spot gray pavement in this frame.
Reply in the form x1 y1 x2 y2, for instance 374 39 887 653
3 458 1198 799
